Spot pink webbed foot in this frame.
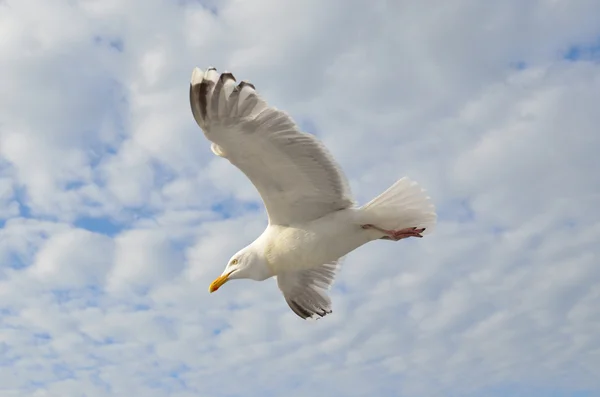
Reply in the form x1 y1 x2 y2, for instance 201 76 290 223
361 224 426 241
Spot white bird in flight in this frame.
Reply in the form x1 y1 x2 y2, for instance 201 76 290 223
190 67 436 320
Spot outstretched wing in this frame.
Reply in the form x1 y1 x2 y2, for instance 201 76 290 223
189 67 355 226
276 259 342 320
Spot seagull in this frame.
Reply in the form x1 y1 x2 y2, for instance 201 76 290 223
189 67 436 320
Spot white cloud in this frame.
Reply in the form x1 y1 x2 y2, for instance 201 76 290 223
0 0 599 396
106 229 183 292
29 228 114 288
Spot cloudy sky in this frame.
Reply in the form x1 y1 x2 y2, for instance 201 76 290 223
1 0 600 396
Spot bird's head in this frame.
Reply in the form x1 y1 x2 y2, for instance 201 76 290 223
208 246 272 293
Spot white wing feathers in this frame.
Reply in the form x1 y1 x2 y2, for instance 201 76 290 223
276 260 342 320
189 67 355 226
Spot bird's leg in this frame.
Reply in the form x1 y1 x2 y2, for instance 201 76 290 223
361 224 426 241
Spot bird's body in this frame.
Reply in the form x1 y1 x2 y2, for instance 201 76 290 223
189 66 437 320
258 208 370 275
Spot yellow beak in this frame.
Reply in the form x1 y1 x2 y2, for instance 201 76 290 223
209 272 231 293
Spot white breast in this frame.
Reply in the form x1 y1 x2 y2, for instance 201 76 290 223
261 208 372 274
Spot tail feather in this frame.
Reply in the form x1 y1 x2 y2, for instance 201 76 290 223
361 177 437 236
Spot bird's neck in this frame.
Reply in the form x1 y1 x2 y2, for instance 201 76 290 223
247 243 274 281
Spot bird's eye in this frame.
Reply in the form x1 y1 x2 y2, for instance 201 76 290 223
231 259 238 265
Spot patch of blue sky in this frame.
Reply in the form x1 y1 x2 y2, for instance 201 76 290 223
527 231 544 250
13 186 31 218
100 337 118 346
24 381 46 392
32 332 52 342
5 252 29 270
152 160 178 188
92 35 124 53
564 38 600 61
180 0 218 16
80 331 120 347
168 365 190 389
74 216 123 237
212 326 227 335
126 207 162 226
89 90 129 162
210 320 232 337
0 307 14 316
129 284 152 297
89 371 113 393
211 197 261 219
299 118 319 136
491 225 507 235
145 376 190 394
0 214 10 227
52 363 75 380
436 197 475 223
49 285 104 308
132 303 151 311
510 60 528 70
332 281 349 294
109 39 124 52
152 315 178 339
88 143 122 173
225 300 253 311
511 38 600 70
85 353 114 368
0 343 19 367
64 181 86 191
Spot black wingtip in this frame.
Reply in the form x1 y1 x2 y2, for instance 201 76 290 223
289 300 312 319
220 72 236 82
287 299 332 320
238 80 255 90
197 80 212 120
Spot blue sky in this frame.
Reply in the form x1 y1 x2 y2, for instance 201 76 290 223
1 0 600 396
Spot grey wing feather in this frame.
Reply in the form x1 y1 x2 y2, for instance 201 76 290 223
189 67 356 225
276 259 342 320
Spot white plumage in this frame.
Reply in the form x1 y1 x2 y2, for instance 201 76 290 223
190 67 436 320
